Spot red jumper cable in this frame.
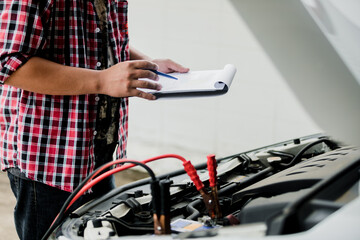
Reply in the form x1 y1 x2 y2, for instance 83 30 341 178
54 154 220 236
183 154 222 220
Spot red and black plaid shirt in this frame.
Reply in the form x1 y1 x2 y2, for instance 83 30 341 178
0 0 129 192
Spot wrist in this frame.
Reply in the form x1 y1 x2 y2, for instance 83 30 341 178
93 69 105 94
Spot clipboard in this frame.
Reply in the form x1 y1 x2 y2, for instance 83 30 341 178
141 64 237 99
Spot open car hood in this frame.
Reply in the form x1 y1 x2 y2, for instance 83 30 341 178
230 0 360 146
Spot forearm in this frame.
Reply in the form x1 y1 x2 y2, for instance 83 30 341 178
5 57 101 95
129 46 152 61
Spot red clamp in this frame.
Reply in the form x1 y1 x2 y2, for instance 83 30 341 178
207 154 217 188
206 154 222 220
183 160 204 191
183 155 222 221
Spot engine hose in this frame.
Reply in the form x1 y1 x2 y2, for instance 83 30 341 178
186 199 202 220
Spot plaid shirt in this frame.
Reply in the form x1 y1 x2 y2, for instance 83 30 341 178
0 0 129 192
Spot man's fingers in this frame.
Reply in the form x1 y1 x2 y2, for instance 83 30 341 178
152 59 190 73
132 69 159 81
167 61 190 73
131 60 158 71
130 79 162 91
130 89 157 100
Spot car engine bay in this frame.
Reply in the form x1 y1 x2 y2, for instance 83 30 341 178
52 134 360 239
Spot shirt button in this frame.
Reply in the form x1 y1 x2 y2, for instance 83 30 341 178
96 62 101 67
95 27 101 33
95 96 100 101
93 131 98 136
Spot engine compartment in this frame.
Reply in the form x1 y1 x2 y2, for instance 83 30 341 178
53 135 360 239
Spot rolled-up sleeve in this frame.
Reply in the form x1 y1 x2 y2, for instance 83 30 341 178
0 0 52 84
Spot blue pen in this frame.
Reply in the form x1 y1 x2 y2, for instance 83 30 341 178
150 70 178 80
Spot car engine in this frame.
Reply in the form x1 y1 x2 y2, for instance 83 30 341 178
51 134 360 239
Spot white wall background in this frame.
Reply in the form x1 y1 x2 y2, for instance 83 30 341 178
126 0 321 173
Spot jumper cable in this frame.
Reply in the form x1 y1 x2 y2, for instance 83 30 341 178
183 154 222 221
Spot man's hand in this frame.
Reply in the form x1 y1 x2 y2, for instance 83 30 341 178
99 59 189 100
100 60 162 100
152 59 190 74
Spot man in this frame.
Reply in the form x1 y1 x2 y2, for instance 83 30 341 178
0 0 189 239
